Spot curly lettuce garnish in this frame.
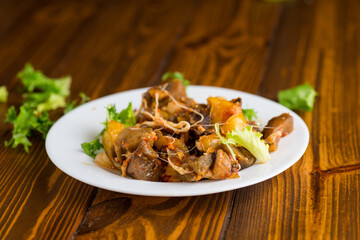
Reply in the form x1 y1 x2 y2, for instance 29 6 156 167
105 103 136 128
81 132 104 158
4 64 91 152
18 63 71 112
215 123 270 163
278 83 317 111
81 103 135 158
161 71 190 88
5 106 53 152
242 108 257 121
214 123 236 160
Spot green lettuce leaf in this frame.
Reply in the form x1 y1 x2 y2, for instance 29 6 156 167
214 123 236 160
5 105 53 152
18 63 71 111
215 123 270 163
226 127 270 163
278 83 317 111
34 112 53 138
18 64 71 95
161 71 190 88
81 102 135 158
81 136 103 158
5 106 17 123
36 93 66 113
242 108 257 121
106 103 136 127
0 86 8 103
4 64 90 152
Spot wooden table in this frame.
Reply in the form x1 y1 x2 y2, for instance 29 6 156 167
1 0 359 239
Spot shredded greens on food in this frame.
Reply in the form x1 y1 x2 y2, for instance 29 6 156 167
79 73 294 182
278 83 317 111
242 108 257 121
81 103 136 158
161 71 190 88
106 103 136 127
215 123 270 163
226 127 270 163
215 123 236 160
81 132 104 158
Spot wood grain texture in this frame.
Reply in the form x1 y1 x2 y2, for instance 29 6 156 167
71 0 283 239
1 0 359 239
0 0 194 239
226 0 360 239
75 191 233 240
0 1 100 239
68 1 281 239
165 0 283 92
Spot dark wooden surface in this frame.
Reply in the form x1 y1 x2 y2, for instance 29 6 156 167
0 0 359 239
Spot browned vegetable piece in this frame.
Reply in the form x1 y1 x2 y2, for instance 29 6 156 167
184 154 213 178
155 136 189 160
148 79 187 102
94 152 115 169
166 101 184 116
162 163 196 182
102 120 124 161
221 145 256 169
165 154 213 182
196 133 220 152
210 149 239 179
196 134 255 170
221 112 247 133
165 149 240 181
165 79 187 100
162 155 198 182
126 141 163 181
207 96 243 124
237 147 256 169
262 113 294 152
115 127 156 154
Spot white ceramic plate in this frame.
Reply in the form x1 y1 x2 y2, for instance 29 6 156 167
45 86 309 197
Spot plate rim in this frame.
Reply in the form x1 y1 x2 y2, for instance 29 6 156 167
45 85 310 197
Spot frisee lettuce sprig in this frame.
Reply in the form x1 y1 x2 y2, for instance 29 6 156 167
215 123 270 163
242 108 257 121
278 83 317 111
19 63 71 113
5 106 53 152
105 103 136 128
80 131 104 158
81 103 136 158
161 71 190 88
4 63 90 152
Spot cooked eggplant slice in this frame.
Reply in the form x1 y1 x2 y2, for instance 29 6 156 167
262 113 294 152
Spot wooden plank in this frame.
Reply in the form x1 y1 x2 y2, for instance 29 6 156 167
164 0 283 92
226 0 360 238
0 0 37 38
75 191 233 239
0 0 193 239
0 1 100 239
74 0 284 239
